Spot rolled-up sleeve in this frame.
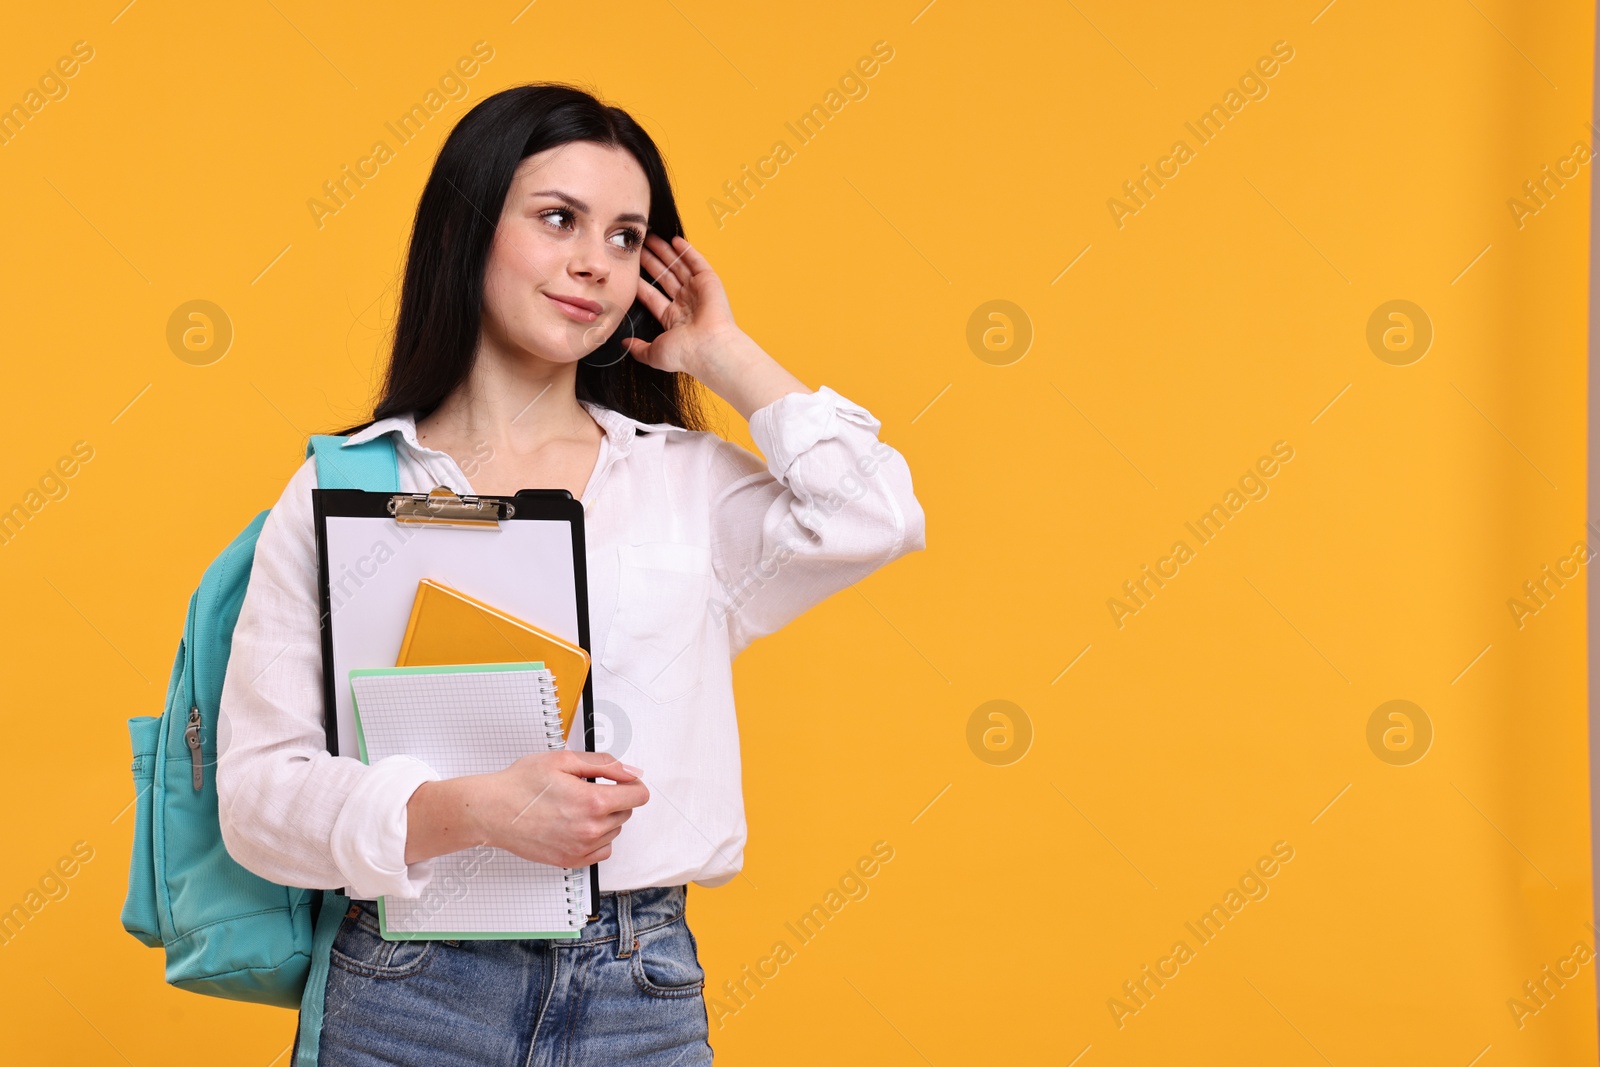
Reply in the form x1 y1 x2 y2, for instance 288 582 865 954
707 384 928 658
216 454 442 899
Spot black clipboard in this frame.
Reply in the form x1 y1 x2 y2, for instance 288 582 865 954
311 485 602 922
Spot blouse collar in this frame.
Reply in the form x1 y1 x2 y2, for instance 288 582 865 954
340 400 692 460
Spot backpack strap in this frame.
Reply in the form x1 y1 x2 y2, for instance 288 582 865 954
294 886 351 1067
291 431 398 1065
305 432 400 492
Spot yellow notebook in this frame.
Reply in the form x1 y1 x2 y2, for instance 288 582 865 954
395 579 590 739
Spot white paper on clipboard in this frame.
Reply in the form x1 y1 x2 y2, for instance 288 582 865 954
320 514 583 757
311 486 598 912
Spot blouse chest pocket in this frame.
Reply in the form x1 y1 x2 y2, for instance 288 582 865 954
600 541 716 705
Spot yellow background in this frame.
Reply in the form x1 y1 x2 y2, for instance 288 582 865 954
0 0 1594 1062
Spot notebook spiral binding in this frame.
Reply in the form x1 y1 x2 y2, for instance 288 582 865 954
534 669 584 927
536 676 563 746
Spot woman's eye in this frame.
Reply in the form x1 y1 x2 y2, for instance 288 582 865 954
612 228 644 252
539 207 577 231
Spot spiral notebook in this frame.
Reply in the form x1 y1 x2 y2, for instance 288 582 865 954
347 661 588 940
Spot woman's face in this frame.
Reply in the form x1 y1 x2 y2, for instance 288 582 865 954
482 141 652 365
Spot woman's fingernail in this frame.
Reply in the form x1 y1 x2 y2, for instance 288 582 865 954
622 763 644 776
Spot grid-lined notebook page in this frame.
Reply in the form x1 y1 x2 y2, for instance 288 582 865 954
348 665 583 937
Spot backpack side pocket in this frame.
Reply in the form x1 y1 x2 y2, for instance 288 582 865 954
121 713 164 948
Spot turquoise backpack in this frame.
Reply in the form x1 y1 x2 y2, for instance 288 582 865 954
120 433 398 1014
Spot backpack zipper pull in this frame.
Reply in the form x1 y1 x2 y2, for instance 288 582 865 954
185 707 203 790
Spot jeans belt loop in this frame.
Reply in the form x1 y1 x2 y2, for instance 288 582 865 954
615 891 635 960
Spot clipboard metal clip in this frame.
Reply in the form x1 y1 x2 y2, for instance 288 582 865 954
388 485 516 529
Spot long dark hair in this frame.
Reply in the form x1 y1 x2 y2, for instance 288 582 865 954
333 82 708 436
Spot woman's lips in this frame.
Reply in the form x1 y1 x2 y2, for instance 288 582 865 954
545 293 601 322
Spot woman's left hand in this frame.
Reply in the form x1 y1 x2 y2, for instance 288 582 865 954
621 231 811 421
621 233 742 376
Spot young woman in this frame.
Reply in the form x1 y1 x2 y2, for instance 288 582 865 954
217 82 926 1065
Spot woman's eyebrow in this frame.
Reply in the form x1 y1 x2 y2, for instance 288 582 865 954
530 189 648 227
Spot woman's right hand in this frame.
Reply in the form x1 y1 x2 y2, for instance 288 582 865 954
471 750 649 868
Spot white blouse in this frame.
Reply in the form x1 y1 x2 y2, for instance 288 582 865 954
216 384 926 899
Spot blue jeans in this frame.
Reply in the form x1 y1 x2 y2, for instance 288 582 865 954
302 885 713 1065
